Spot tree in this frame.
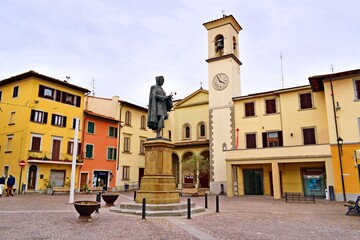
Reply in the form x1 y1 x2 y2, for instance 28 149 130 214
181 153 210 188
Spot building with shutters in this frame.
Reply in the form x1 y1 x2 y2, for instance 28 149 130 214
0 71 89 192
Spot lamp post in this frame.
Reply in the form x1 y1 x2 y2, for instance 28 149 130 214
337 137 346 202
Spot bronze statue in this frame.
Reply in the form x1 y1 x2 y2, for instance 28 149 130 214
147 76 173 138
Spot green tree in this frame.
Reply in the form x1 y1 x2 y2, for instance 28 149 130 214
181 153 210 187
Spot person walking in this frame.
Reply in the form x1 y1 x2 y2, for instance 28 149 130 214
0 174 5 197
6 174 15 197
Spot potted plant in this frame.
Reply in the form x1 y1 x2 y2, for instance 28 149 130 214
43 178 55 194
73 201 100 222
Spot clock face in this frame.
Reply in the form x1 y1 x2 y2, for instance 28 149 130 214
212 73 229 91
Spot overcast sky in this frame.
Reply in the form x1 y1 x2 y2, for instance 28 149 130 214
1 0 359 107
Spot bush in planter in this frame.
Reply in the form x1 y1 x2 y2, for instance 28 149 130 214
43 178 55 194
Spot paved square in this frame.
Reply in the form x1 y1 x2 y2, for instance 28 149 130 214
1 192 359 239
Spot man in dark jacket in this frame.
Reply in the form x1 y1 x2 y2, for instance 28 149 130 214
6 174 15 197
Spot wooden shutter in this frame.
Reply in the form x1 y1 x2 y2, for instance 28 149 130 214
38 85 44 97
262 132 268 148
278 131 283 146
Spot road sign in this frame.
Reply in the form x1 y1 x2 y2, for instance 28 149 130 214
19 160 26 168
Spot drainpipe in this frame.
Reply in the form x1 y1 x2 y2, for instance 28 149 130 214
329 78 346 202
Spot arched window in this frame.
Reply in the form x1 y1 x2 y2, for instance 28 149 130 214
125 111 131 126
182 124 191 140
140 115 146 129
215 34 224 57
232 36 238 56
197 122 206 139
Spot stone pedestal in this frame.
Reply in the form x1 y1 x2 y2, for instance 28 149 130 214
135 139 180 204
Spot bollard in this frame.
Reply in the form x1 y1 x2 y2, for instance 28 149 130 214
96 192 102 213
205 193 208 209
134 191 137 201
142 198 146 220
187 198 191 219
216 195 219 213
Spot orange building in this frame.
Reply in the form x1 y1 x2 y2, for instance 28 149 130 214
79 110 119 191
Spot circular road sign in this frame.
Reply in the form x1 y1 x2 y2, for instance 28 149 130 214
19 160 26 168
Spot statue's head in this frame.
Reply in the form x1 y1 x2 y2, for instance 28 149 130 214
155 76 164 86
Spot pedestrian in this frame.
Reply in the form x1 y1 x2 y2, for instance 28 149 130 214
0 174 5 197
6 174 15 197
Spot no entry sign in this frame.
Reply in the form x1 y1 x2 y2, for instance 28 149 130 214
19 160 26 168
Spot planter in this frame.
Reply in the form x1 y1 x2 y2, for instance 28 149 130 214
101 193 119 206
73 201 100 222
46 187 53 195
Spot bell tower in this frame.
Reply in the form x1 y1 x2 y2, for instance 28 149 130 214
203 15 242 194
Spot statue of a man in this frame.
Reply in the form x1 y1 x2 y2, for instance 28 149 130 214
147 76 173 138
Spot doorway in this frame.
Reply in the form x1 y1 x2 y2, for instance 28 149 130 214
243 170 263 195
80 172 88 191
27 165 37 189
93 171 108 191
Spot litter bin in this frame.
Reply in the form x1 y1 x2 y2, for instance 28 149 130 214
325 189 329 200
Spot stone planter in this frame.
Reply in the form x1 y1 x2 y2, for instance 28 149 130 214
73 201 100 222
46 187 53 195
101 194 119 206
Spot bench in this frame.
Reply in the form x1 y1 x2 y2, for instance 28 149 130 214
344 196 360 215
180 188 206 197
285 192 315 203
52 187 70 195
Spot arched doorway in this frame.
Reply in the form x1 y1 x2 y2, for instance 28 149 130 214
27 165 37 189
199 151 210 188
182 152 195 187
172 153 180 186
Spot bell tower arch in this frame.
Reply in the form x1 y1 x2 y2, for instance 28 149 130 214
203 15 242 194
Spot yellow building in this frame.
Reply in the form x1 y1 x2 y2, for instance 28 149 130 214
309 70 360 201
0 71 89 192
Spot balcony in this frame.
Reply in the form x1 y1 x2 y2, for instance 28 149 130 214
28 151 83 165
225 144 331 163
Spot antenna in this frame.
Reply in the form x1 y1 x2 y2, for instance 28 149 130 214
280 52 284 88
222 10 226 17
92 78 96 97
331 64 334 73
200 81 203 89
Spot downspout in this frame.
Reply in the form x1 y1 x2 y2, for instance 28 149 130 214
117 103 124 171
329 79 346 202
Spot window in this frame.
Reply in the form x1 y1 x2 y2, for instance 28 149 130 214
67 141 81 155
87 121 95 134
244 102 255 117
125 111 131 125
13 86 19 98
72 118 80 130
168 130 172 140
354 79 360 100
9 111 16 125
122 166 130 180
30 134 42 151
303 128 316 145
265 99 276 114
51 114 67 127
124 137 130 152
140 140 145 154
140 115 146 129
198 122 206 138
0 90 2 101
183 124 191 139
6 135 13 152
300 93 313 109
109 126 118 138
85 144 94 158
107 147 117 160
30 110 48 124
262 131 283 148
246 133 256 149
38 85 81 107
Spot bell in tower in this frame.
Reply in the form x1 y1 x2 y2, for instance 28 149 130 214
216 36 224 52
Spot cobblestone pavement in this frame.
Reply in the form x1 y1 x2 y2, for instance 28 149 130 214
0 192 359 239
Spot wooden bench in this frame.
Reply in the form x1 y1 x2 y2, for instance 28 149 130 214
285 192 315 203
344 196 360 215
181 188 205 197
52 187 70 195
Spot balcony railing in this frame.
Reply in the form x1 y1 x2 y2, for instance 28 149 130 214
28 151 83 164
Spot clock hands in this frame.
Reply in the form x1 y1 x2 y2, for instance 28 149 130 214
217 76 224 83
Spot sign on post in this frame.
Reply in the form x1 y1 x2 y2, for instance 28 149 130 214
19 160 26 168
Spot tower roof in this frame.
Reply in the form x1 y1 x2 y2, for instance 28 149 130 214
203 15 242 33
